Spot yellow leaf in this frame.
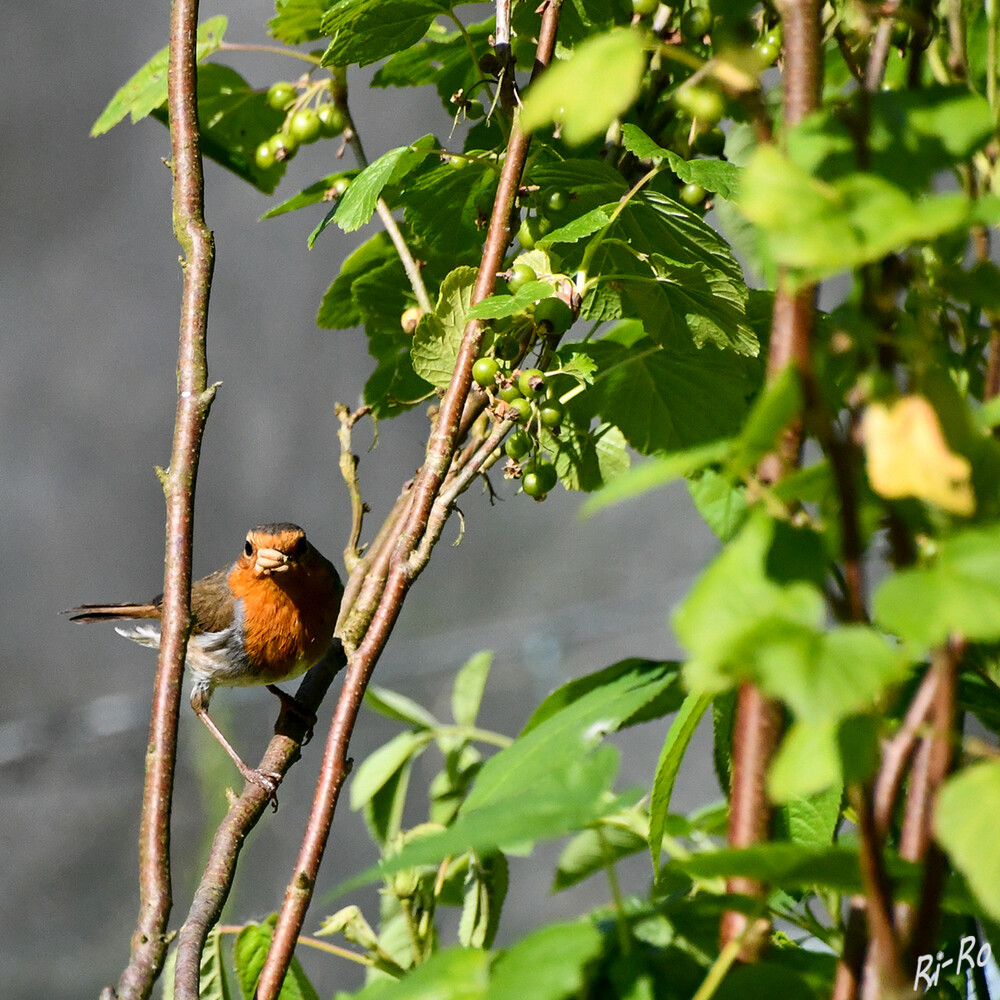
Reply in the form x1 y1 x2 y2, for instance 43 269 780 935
862 396 975 515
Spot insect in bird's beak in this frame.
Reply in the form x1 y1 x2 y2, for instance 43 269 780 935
254 547 291 574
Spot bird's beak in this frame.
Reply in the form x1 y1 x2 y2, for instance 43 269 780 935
255 547 291 574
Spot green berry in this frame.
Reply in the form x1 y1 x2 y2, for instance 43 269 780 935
680 182 707 206
254 141 276 170
755 39 780 65
518 368 546 398
545 189 570 215
517 217 536 250
498 382 523 403
508 263 537 294
522 461 557 497
538 399 565 427
267 133 298 162
505 429 533 459
318 104 346 136
674 85 725 124
533 297 574 334
764 24 783 47
680 6 713 38
472 357 500 388
505 397 532 422
330 176 351 197
266 82 297 110
495 336 521 361
448 154 469 169
288 108 322 145
632 0 659 15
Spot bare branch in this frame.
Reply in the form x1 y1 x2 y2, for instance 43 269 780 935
108 0 217 996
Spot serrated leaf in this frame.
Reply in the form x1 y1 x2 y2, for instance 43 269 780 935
268 0 328 43
200 927 234 1000
411 266 479 387
767 721 841 801
261 171 358 220
452 651 493 727
334 135 437 232
648 691 712 874
91 16 227 135
774 784 842 847
467 281 553 320
542 208 613 245
520 29 647 145
321 0 451 68
687 468 748 541
620 125 741 200
233 918 320 1000
350 730 434 810
557 351 598 383
935 761 1000 922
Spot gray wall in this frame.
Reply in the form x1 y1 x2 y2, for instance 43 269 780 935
1 2 721 994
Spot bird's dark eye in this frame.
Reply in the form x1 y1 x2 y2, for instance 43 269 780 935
244 539 254 557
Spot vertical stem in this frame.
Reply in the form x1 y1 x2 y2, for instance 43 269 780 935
722 0 821 957
107 1 217 998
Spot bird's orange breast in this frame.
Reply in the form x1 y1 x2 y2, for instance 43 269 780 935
228 564 339 681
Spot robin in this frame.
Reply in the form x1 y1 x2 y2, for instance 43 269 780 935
67 523 343 794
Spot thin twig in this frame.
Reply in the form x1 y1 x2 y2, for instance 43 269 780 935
105 1 218 997
330 70 433 314
253 7 565 997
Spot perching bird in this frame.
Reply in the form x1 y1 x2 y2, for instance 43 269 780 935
68 523 343 794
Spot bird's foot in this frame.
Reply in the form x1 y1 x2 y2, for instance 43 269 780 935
238 762 283 811
267 684 318 745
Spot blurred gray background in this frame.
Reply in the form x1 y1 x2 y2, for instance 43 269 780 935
1 2 721 995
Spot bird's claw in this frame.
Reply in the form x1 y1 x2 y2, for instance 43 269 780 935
241 765 283 811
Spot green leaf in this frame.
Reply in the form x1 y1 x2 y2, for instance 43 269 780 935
365 685 439 728
739 145 1000 284
150 64 287 194
350 730 434 810
334 135 437 232
486 921 604 1000
687 469 749 541
768 721 841 801
874 524 1000 649
321 0 451 68
578 336 757 456
467 281 554 320
233 918 320 1000
363 756 413 847
373 18 495 115
542 208 613 245
452 651 493 727
619 125 741 200
337 746 626 892
91 16 227 135
673 512 826 695
519 29 647 145
648 692 712 873
774 784 843 847
268 0 328 43
411 266 479 387
725 365 803 478
201 927 234 1000
458 852 508 949
581 439 732 515
520 658 680 734
349 947 491 1000
261 172 359 219
318 232 398 329
935 761 1000 922
554 813 648 890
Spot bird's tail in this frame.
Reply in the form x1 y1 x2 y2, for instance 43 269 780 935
64 603 160 623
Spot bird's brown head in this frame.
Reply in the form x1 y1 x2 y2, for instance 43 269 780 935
238 523 313 578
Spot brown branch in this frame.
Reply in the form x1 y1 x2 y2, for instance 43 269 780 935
172 647 346 1000
722 0 821 957
252 6 565 998
104 1 218 997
